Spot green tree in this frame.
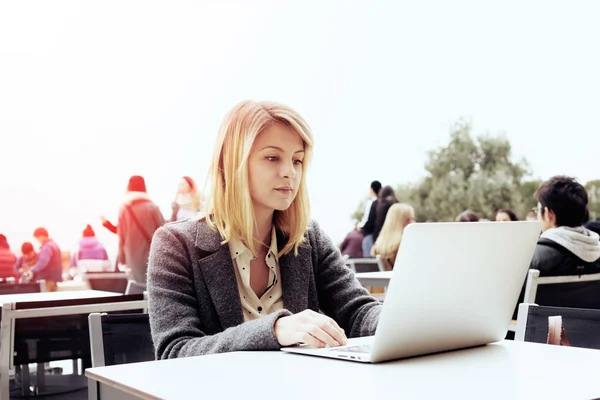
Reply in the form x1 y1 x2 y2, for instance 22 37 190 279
518 179 543 215
586 180 600 220
351 198 367 224
370 121 535 222
418 122 532 220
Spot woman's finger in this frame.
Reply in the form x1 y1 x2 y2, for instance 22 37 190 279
304 324 341 347
298 331 327 348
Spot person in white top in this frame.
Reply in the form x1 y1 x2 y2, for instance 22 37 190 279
171 176 204 221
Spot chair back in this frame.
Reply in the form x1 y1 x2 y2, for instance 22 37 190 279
344 255 385 273
125 281 147 295
0 282 41 295
524 269 600 309
89 313 154 367
83 272 129 293
515 303 600 349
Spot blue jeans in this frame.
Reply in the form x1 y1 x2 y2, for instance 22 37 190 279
362 234 374 258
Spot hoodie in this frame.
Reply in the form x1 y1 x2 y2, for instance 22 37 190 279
522 225 600 312
71 237 109 267
540 226 600 264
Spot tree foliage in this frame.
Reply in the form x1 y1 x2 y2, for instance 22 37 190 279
352 121 600 223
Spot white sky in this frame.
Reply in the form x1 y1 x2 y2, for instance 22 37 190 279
1 0 599 255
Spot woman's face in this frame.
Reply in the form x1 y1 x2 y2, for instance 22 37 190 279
496 212 511 222
178 178 191 194
248 123 305 216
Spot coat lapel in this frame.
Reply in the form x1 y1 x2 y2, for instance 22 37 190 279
278 230 312 314
195 221 243 329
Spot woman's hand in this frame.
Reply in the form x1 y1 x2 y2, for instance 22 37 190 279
274 310 348 348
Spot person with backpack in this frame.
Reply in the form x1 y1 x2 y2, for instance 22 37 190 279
102 175 165 283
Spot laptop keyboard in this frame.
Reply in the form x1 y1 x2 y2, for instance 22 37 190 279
331 344 372 354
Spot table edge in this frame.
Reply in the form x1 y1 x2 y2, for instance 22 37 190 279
86 370 163 400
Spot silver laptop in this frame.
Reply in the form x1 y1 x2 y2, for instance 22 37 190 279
282 221 541 363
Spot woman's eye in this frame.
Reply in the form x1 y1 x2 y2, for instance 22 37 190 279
266 156 279 162
294 159 303 165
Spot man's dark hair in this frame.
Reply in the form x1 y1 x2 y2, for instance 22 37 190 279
456 210 479 222
370 180 382 195
535 175 588 227
21 242 34 254
33 227 49 238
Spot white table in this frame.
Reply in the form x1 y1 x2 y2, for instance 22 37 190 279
355 271 393 288
86 340 600 400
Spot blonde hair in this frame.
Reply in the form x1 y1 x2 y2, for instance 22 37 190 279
371 203 415 264
204 100 314 256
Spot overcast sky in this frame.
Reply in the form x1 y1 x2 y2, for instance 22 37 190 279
1 0 599 255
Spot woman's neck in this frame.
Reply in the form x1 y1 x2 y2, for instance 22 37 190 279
253 208 274 249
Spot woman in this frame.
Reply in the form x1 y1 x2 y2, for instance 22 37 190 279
170 176 204 221
148 100 381 359
70 225 110 273
495 209 518 222
371 203 416 269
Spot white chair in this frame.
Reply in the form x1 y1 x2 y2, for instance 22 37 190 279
523 269 600 304
88 312 153 368
125 280 147 295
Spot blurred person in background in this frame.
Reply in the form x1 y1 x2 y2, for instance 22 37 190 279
371 203 416 269
0 234 17 280
495 209 518 222
171 176 204 221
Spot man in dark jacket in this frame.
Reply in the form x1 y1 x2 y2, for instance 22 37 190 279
359 180 381 257
585 218 600 236
521 176 600 310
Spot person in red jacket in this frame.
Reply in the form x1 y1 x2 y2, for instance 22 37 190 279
0 234 17 280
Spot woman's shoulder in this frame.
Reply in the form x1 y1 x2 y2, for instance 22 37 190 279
304 219 335 249
155 217 221 251
155 218 202 243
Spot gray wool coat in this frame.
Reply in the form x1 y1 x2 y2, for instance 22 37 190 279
147 218 382 359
